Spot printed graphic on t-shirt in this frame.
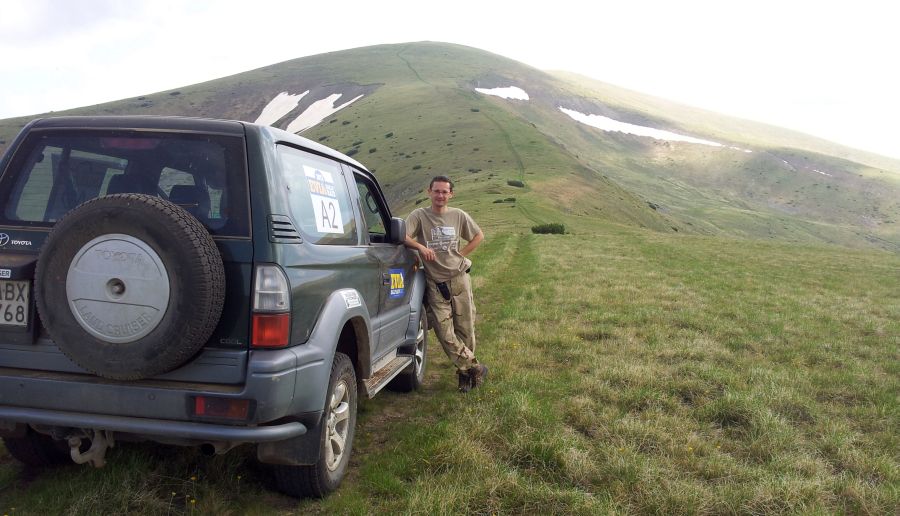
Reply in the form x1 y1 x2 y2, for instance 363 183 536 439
427 226 457 252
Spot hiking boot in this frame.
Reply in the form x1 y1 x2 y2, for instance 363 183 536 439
468 364 489 389
457 370 472 393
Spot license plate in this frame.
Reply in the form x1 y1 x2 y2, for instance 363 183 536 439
0 280 29 327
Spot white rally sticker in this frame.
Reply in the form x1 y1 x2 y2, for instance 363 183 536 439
304 165 344 234
341 290 361 309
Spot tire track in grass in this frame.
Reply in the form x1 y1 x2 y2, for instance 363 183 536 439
396 46 430 86
515 200 543 226
481 112 526 182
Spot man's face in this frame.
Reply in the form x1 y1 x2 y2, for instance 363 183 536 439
428 181 453 208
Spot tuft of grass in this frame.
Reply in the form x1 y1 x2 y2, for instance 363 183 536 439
531 223 566 234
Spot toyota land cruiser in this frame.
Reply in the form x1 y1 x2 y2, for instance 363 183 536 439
0 116 427 498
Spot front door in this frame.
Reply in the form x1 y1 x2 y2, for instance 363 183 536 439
351 171 413 358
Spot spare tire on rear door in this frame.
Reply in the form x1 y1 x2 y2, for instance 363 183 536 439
35 193 225 380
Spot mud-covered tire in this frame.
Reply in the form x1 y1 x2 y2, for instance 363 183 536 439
389 309 427 392
3 428 71 467
272 352 357 498
35 193 225 380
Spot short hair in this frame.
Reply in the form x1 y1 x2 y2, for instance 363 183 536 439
429 175 454 191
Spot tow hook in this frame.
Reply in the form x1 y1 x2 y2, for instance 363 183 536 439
68 430 116 467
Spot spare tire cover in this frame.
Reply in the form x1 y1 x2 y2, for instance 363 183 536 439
35 193 225 380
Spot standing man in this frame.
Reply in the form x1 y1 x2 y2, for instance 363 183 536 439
405 176 488 393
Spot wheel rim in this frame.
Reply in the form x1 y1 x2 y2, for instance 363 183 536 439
325 379 351 472
413 316 426 379
66 233 170 343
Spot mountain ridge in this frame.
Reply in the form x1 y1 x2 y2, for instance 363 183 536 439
1 41 896 251
551 70 900 174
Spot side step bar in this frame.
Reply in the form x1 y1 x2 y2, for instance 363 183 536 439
363 355 413 398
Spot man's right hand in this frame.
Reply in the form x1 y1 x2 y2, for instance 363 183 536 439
420 247 437 261
405 235 436 261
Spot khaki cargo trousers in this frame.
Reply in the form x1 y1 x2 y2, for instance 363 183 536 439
425 272 478 373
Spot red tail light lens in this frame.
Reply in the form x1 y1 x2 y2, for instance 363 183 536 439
252 313 290 348
193 396 251 420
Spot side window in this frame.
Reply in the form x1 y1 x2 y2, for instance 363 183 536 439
277 145 358 245
354 174 389 243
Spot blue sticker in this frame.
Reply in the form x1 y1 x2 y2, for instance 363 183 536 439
389 269 405 298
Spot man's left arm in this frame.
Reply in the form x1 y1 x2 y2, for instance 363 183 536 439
460 231 484 258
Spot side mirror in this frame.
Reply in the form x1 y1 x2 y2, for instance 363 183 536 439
389 217 406 245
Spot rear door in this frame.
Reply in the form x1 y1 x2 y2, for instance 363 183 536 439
0 128 253 384
273 145 379 347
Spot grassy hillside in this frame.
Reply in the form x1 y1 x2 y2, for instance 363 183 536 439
552 71 900 175
2 222 896 514
2 42 897 250
0 43 675 234
540 71 900 250
298 46 676 233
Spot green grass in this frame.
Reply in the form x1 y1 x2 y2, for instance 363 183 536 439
3 223 897 514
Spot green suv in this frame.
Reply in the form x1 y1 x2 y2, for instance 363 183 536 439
0 116 427 497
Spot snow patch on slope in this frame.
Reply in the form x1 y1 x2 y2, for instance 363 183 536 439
286 93 363 133
475 86 530 100
255 91 309 126
559 107 724 147
254 91 364 133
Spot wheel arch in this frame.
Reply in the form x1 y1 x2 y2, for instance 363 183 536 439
257 289 373 468
399 269 427 355
336 316 373 380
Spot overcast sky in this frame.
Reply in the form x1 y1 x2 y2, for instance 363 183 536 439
1 0 897 159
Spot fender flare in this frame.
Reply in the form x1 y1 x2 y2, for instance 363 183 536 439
258 288 373 466
303 287 373 401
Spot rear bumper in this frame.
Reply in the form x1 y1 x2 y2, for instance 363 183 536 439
0 405 305 442
0 341 332 443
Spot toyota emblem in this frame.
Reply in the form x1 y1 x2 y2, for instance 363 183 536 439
0 233 9 246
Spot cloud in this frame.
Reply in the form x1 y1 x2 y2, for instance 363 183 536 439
0 0 138 45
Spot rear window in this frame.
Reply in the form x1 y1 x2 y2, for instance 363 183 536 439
0 130 250 237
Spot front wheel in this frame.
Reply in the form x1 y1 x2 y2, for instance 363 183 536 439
272 352 357 498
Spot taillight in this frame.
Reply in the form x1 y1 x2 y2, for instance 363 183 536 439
251 265 290 348
193 396 251 420
252 313 290 347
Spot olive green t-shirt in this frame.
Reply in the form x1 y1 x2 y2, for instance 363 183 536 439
406 206 481 281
